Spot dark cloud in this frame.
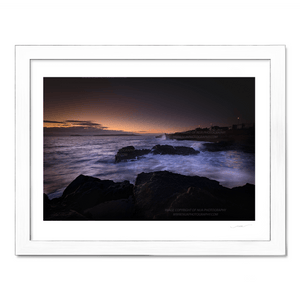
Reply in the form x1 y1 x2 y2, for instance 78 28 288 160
44 119 106 129
65 120 85 122
44 120 65 124
44 126 134 136
65 120 102 127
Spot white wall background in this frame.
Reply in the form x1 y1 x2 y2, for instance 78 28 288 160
1 1 298 299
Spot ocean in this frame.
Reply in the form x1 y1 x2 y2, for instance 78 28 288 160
44 135 255 199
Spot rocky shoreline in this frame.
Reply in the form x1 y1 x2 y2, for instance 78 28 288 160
44 171 255 221
166 126 255 153
114 141 254 164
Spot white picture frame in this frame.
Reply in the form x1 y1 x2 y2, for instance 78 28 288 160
15 45 286 255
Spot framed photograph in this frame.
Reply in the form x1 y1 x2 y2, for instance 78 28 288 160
16 45 286 255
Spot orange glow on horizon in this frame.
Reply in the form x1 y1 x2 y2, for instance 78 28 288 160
43 120 193 134
43 115 195 134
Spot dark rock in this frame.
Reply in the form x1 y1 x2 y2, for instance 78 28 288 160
102 180 134 201
44 193 65 219
115 144 199 162
151 144 175 154
43 193 51 219
133 171 224 219
133 171 254 220
115 146 151 163
61 174 104 198
202 141 235 152
44 210 88 220
119 146 135 152
45 172 254 221
163 186 228 220
151 144 199 155
202 141 255 153
63 175 133 212
170 186 225 209
84 196 135 220
173 146 200 155
44 174 134 220
229 183 255 220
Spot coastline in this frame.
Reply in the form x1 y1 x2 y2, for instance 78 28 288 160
166 127 255 153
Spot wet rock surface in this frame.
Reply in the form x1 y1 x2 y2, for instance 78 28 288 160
115 144 200 163
115 146 151 163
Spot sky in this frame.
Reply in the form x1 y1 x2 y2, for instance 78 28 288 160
44 77 255 136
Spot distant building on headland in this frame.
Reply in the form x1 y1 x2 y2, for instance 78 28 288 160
231 123 254 130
